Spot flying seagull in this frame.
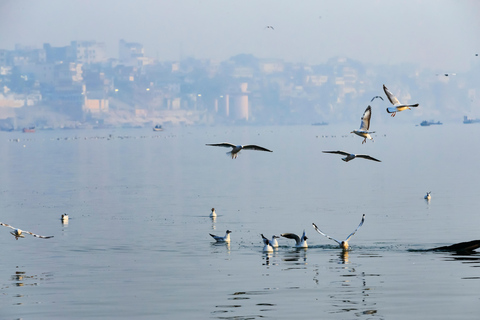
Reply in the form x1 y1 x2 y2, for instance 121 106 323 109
281 230 308 248
370 96 384 102
1 222 54 240
261 234 279 248
209 230 232 243
312 214 365 250
265 25 274 30
322 150 381 162
206 143 272 159
351 105 375 144
383 84 419 117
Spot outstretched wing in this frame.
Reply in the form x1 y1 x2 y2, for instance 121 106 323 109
312 223 342 245
206 143 236 148
356 154 381 162
359 106 372 131
23 231 54 239
345 214 365 242
383 85 401 106
0 222 16 230
280 233 300 243
242 145 273 152
323 150 350 157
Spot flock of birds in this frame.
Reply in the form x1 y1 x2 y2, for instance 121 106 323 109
206 84 421 252
1 84 476 255
206 84 478 254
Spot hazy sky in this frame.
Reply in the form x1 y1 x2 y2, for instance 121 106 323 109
1 0 479 70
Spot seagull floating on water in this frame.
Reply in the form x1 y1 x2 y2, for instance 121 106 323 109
210 208 217 218
312 214 365 250
370 96 384 102
210 230 232 243
351 106 375 144
261 235 275 252
424 192 431 200
261 234 279 248
61 214 69 223
206 143 272 159
383 84 419 117
1 222 54 240
322 150 381 162
281 230 308 248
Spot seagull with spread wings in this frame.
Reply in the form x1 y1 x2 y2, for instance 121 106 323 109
383 84 419 117
322 150 381 162
261 234 279 248
206 143 272 159
370 96 384 102
312 214 365 250
1 222 54 240
281 230 308 248
351 106 375 144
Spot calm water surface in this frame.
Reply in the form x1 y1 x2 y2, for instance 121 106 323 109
0 124 479 319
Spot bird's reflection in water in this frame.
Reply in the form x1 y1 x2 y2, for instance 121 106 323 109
262 251 279 267
282 248 307 270
324 251 380 318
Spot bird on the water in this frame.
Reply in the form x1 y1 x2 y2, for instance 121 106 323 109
209 230 232 243
312 214 365 250
1 222 54 240
424 192 431 200
210 208 217 218
322 150 381 162
206 143 272 159
281 230 308 248
351 106 375 144
383 84 419 117
261 234 280 248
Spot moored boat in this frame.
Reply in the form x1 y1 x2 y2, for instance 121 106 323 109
153 124 163 131
22 127 35 133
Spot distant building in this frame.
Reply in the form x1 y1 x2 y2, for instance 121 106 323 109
230 83 249 121
119 39 145 66
68 41 107 64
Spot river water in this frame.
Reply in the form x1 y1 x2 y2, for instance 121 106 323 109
1 123 479 319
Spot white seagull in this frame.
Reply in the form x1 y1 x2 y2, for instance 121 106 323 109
210 208 217 218
351 105 375 144
1 222 54 240
424 192 431 200
261 235 274 252
323 150 381 162
61 213 69 223
281 230 308 248
209 230 232 243
383 84 419 117
206 143 273 159
261 234 280 248
312 214 365 250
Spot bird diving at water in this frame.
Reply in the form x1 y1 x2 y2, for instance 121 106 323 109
206 143 272 159
322 150 381 162
383 84 419 117
1 222 54 240
312 214 365 250
351 105 375 144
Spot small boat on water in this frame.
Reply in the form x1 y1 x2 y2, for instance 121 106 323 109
153 124 163 131
463 116 480 124
22 127 35 133
420 120 442 126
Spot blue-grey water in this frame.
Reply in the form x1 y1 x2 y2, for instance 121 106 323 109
1 123 479 319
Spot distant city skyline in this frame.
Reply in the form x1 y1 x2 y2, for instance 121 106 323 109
1 0 479 71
